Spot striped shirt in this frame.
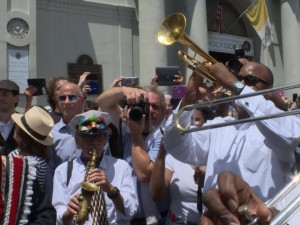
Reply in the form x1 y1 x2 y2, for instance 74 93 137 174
9 149 47 191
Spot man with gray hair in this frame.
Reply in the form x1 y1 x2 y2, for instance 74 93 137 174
46 82 86 199
98 84 170 225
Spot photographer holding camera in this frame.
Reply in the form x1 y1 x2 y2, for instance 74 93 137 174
97 84 169 225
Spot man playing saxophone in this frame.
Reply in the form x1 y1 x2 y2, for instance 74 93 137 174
52 110 138 225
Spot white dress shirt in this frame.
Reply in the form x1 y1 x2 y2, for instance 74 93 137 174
52 154 138 225
164 86 300 201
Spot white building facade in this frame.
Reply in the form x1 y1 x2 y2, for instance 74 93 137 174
0 0 299 109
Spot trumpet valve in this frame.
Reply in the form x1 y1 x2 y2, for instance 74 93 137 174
237 204 258 225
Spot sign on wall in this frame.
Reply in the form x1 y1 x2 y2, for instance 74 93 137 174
208 32 254 56
8 46 29 93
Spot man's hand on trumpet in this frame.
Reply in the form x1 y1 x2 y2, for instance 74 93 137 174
200 171 277 225
180 71 213 109
180 65 233 116
207 62 240 93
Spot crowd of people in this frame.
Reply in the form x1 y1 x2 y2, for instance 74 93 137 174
1 57 300 225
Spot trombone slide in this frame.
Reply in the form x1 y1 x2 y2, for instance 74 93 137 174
270 194 300 225
269 174 300 224
175 83 300 134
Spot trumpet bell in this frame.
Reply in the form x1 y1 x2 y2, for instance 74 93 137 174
158 12 186 46
158 12 217 70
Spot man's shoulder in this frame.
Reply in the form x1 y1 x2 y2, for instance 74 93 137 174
51 120 72 136
56 160 69 170
52 120 64 131
147 119 166 139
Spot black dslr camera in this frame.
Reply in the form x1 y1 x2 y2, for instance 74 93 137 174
227 45 245 74
121 96 149 122
129 100 149 122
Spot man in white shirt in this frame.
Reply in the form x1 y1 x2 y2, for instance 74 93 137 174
164 61 300 202
52 110 138 225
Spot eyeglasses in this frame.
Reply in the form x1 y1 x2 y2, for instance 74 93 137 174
58 95 79 102
237 74 269 86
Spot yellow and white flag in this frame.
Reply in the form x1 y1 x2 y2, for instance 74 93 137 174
245 0 273 48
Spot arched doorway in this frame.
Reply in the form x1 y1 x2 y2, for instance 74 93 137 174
206 0 253 63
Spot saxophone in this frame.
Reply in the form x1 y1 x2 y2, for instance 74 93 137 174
74 148 99 225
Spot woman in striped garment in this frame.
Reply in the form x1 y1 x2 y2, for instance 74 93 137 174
9 105 54 191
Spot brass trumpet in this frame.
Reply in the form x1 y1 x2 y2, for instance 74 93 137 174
158 12 300 225
157 12 218 85
157 13 300 134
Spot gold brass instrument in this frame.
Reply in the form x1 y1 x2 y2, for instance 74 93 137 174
158 12 226 91
159 12 300 225
74 148 99 225
158 12 300 134
174 83 300 134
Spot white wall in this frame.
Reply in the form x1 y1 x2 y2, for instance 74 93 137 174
37 0 138 87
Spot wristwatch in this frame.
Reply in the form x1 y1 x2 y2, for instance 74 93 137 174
107 186 120 199
232 81 245 95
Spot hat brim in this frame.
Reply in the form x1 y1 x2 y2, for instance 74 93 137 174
12 113 53 146
77 128 108 136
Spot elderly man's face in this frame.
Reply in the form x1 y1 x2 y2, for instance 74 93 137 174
148 92 165 127
58 83 85 123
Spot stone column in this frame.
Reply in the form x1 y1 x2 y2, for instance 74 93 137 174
1 0 37 109
185 0 208 80
0 1 9 79
138 0 166 86
280 0 300 85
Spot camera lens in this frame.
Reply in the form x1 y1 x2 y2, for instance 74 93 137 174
129 106 144 121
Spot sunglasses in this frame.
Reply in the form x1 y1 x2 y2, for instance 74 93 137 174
237 75 269 86
58 95 79 102
79 133 107 141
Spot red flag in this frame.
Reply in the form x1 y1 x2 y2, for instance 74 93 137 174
216 0 223 33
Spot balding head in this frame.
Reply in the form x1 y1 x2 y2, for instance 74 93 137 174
57 82 85 124
239 62 273 91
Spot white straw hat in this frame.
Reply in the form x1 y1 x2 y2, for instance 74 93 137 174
11 106 54 146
